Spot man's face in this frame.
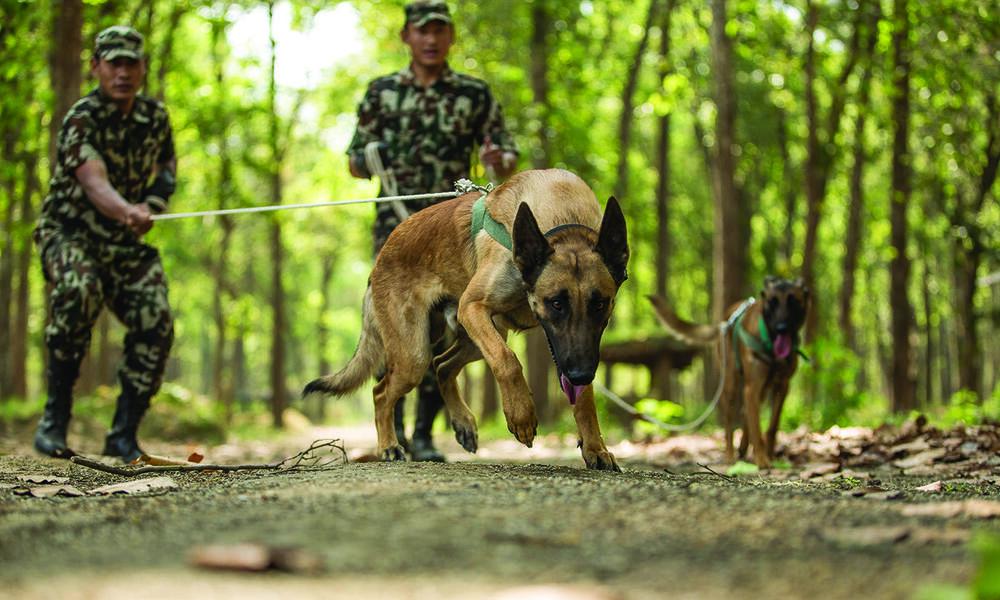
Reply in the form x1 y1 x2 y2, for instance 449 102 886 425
91 56 146 105
401 20 453 68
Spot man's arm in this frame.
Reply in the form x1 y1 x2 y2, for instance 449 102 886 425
75 159 153 236
478 87 518 180
346 83 382 180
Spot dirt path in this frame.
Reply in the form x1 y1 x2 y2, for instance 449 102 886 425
1 427 997 599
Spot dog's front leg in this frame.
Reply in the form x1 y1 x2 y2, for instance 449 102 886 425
766 378 790 460
742 361 770 469
458 299 537 447
574 386 620 471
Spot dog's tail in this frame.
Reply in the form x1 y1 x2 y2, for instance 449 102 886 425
303 286 383 398
648 294 720 347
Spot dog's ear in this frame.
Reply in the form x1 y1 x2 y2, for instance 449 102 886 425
595 196 629 286
512 202 553 289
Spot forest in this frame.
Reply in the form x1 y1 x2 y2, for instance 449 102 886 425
0 0 997 436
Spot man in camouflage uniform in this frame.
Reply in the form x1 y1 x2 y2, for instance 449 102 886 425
33 26 177 462
347 0 518 461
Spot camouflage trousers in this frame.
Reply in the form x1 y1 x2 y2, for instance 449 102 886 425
40 232 174 400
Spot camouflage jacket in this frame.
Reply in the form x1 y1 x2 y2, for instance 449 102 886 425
347 63 517 198
35 88 175 250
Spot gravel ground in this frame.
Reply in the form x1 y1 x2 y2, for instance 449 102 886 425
2 424 998 600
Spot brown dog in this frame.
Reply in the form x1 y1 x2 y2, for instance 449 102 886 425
649 277 809 467
304 169 629 471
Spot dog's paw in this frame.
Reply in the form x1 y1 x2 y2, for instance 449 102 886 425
453 420 479 454
582 447 621 472
505 410 538 448
380 445 407 462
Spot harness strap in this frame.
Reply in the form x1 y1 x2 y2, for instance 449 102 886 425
467 180 595 252
470 189 512 250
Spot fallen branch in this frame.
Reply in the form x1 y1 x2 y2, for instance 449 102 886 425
696 462 736 482
71 439 348 477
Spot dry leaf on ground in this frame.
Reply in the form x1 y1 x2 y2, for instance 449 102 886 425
900 500 1000 519
89 476 178 496
189 543 323 573
13 484 86 498
17 475 69 485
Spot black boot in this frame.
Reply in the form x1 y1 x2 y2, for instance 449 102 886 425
102 381 151 462
393 398 411 453
411 385 445 463
34 355 81 459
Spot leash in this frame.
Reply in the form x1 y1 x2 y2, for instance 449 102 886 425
594 297 757 433
149 191 461 221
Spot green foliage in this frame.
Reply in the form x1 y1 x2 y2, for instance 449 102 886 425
973 533 1000 600
633 397 685 437
726 461 759 476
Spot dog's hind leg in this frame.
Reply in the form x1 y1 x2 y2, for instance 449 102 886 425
433 331 482 453
573 386 620 471
373 364 427 461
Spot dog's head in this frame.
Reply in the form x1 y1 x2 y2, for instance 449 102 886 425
760 276 809 360
512 197 629 405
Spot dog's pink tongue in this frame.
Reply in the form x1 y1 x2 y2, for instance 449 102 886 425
774 333 792 360
559 374 585 405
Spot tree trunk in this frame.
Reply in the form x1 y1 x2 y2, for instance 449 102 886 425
267 1 286 428
654 0 675 299
526 4 552 422
153 5 185 101
614 0 657 203
49 0 84 170
210 15 235 421
801 0 864 342
776 110 798 266
0 145 15 398
709 0 746 320
12 153 40 398
838 7 879 351
888 0 916 412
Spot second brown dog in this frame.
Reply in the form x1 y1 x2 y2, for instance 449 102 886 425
650 277 809 468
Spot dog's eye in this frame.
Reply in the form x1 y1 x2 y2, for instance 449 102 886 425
547 298 564 312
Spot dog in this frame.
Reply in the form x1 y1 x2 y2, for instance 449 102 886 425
304 169 629 471
649 276 809 468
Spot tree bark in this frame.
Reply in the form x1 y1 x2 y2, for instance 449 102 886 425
613 0 657 204
11 153 40 398
267 1 286 428
209 14 235 421
49 0 84 170
654 0 675 299
526 4 552 422
889 0 916 412
709 0 746 320
838 6 879 351
801 0 864 342
952 93 999 399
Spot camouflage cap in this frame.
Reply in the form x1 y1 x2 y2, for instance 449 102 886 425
94 25 144 61
404 0 452 27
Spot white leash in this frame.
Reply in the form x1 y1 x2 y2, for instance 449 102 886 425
595 297 755 433
150 191 459 221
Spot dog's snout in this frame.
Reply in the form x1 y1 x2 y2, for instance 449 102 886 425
774 321 789 333
564 368 595 386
